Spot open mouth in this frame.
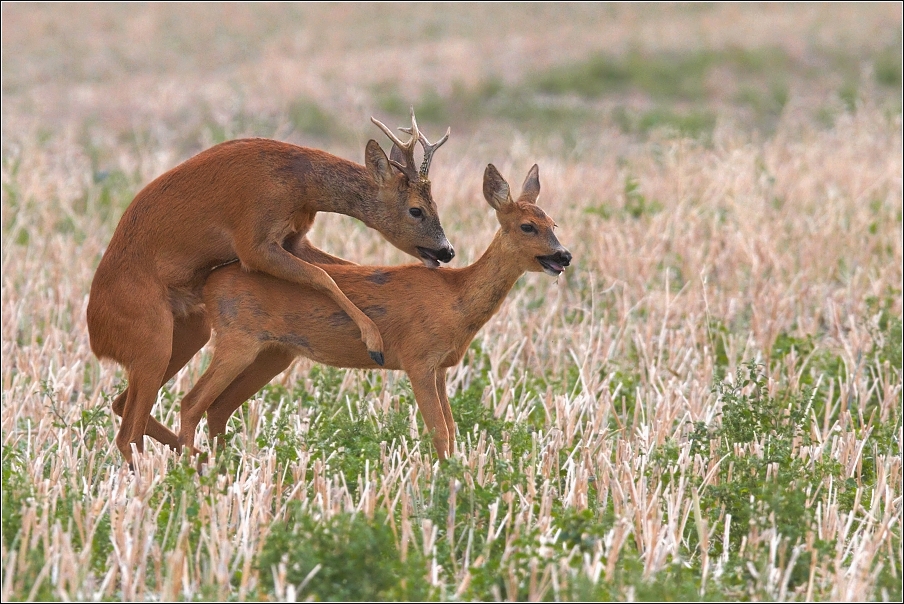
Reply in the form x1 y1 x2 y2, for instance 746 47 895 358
417 247 441 268
536 254 568 277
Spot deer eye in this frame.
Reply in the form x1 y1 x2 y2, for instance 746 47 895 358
520 224 536 234
409 207 423 218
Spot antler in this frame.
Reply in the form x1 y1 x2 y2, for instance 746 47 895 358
399 124 450 178
371 107 421 181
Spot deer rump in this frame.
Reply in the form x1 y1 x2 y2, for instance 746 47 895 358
205 261 465 372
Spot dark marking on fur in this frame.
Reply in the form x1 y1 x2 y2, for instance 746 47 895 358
247 299 269 319
218 297 239 321
363 305 387 318
279 152 313 183
365 270 391 285
277 333 310 349
285 311 309 325
328 311 352 327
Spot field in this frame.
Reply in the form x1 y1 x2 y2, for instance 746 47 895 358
1 4 902 601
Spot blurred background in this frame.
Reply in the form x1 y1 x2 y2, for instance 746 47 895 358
3 3 900 162
3 3 900 265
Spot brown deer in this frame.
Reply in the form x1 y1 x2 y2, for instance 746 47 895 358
177 164 571 460
87 110 455 464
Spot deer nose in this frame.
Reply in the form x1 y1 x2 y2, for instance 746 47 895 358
558 249 572 266
437 246 455 263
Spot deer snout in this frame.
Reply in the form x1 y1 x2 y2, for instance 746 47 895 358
416 243 455 268
437 245 455 263
536 248 572 276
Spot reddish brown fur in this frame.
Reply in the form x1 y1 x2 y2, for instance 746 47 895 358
178 164 572 460
88 125 453 464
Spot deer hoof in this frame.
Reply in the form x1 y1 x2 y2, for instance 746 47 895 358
369 350 385 366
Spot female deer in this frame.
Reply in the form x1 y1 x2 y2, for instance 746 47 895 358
178 164 571 459
87 110 454 464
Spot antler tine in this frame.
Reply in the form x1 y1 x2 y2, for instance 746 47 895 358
371 108 420 180
370 116 412 152
407 105 421 147
399 125 450 177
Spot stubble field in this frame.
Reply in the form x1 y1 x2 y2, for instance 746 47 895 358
2 4 902 601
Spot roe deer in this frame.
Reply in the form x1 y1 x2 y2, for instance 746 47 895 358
87 109 454 464
177 164 571 460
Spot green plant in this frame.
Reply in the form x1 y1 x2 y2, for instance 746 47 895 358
258 507 433 601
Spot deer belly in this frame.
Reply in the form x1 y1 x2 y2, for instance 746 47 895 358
290 337 401 370
262 317 400 370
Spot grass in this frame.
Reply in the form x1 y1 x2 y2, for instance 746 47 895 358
2 3 902 602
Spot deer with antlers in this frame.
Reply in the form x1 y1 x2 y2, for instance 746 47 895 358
176 164 571 460
87 109 454 465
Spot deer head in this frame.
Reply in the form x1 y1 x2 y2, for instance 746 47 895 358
483 163 572 276
366 108 454 268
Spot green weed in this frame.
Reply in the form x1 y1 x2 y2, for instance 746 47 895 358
258 506 434 601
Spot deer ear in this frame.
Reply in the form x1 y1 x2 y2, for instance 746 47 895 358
483 164 512 210
518 164 540 204
365 140 394 185
389 144 407 170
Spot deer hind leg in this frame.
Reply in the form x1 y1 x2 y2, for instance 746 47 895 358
435 368 456 457
111 312 211 450
177 339 260 455
116 312 174 466
407 366 452 461
204 347 296 450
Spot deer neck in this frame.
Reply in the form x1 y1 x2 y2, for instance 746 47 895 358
456 232 524 331
306 159 381 225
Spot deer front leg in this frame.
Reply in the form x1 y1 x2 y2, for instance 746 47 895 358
241 242 384 365
407 366 452 461
284 234 357 266
435 368 456 457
